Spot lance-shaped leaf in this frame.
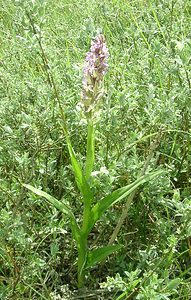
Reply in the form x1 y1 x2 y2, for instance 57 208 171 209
86 244 121 269
65 136 94 203
89 170 163 231
23 184 74 217
23 184 81 245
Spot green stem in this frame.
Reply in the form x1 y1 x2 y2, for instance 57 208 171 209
78 192 91 288
77 233 88 288
85 120 95 181
77 120 95 288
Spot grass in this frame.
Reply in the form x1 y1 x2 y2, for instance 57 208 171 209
0 0 191 299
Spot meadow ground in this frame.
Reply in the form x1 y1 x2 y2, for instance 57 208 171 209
0 0 191 299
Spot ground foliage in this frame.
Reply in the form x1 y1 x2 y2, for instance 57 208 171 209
0 0 191 299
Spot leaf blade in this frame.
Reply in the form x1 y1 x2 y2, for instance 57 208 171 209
86 244 121 269
23 184 73 218
66 136 94 203
23 183 82 248
89 170 163 231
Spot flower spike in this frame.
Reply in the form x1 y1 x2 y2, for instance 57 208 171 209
81 34 109 118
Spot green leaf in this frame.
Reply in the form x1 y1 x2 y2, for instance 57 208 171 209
167 278 181 291
65 136 94 203
23 183 82 247
50 242 59 257
23 184 74 218
89 170 163 231
86 244 122 268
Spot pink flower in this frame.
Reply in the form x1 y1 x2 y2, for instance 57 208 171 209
81 34 109 116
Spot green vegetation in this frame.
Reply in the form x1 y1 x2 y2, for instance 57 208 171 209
0 0 191 299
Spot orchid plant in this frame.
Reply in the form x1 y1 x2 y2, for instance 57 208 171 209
24 34 162 288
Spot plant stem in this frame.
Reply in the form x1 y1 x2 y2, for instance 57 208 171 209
77 120 96 287
77 233 88 288
85 120 95 181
